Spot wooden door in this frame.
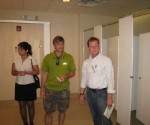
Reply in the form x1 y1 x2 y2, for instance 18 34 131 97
0 23 44 100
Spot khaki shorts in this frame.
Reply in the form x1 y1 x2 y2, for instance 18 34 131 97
43 87 70 114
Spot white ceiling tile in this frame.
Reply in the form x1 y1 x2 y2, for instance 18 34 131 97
24 1 50 11
0 0 149 17
0 0 23 10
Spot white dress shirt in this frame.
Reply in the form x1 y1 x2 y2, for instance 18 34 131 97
81 53 115 93
13 56 38 85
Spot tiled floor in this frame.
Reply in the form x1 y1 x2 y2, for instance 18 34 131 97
0 97 144 125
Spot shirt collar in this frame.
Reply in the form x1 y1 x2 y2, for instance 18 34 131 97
52 51 65 59
18 55 32 60
90 53 101 60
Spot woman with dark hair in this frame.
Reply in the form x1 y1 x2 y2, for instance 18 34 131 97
11 41 39 125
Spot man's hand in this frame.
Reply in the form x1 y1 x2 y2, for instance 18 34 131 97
57 76 67 83
40 89 45 100
79 95 85 105
107 93 113 109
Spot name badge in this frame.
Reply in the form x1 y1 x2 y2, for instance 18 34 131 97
63 62 67 65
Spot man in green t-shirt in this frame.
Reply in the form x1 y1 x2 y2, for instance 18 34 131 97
40 36 76 125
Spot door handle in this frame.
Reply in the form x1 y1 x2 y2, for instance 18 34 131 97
139 77 141 79
130 76 133 78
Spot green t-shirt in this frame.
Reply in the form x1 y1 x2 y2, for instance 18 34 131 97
41 51 76 91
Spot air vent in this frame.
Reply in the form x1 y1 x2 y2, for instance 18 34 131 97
77 0 108 7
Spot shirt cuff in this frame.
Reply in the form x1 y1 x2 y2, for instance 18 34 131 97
107 89 115 94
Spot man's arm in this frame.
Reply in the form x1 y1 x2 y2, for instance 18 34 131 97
79 61 87 104
107 93 113 109
64 71 75 79
79 88 86 104
106 58 115 108
40 72 48 99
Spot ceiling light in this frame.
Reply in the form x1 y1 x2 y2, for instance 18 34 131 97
63 0 70 2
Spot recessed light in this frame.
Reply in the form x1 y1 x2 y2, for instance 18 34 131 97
63 0 70 2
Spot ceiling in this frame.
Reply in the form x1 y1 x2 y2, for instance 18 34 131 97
0 0 150 18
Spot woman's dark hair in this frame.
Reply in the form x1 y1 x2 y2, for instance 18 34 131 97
53 36 65 44
87 37 99 47
18 41 32 55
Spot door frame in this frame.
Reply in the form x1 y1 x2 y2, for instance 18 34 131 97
0 20 50 56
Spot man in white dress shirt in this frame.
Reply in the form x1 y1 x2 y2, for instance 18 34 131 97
79 37 115 125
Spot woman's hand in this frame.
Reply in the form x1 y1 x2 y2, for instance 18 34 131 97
18 71 26 76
